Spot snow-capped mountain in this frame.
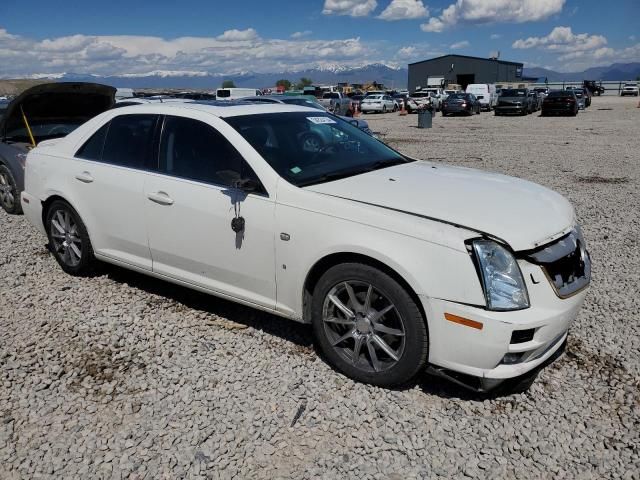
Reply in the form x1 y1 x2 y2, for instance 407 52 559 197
20 64 410 89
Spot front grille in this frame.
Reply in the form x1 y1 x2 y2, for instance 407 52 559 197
523 229 591 298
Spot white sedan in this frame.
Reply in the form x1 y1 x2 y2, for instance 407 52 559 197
21 103 590 390
360 94 397 113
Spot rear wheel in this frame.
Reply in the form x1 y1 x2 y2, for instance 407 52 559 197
312 263 429 387
0 165 22 215
45 200 97 276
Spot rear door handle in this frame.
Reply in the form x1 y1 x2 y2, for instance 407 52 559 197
75 172 94 183
147 191 174 206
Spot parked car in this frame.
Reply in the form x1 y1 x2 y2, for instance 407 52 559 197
392 93 409 111
241 95 373 136
406 92 435 113
441 93 480 116
318 92 352 116
494 88 531 116
583 80 605 96
541 90 579 116
566 88 586 110
533 87 550 98
620 83 639 96
21 102 590 390
465 84 497 111
215 88 261 101
0 99 9 121
350 94 366 112
360 94 397 113
0 82 115 214
528 91 543 112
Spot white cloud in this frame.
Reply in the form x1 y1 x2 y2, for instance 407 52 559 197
378 0 428 20
421 0 565 32
490 33 502 39
216 28 258 42
450 40 470 49
0 27 374 77
512 26 607 52
322 0 377 17
291 30 312 39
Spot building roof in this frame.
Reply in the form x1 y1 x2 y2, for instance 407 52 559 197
408 54 523 67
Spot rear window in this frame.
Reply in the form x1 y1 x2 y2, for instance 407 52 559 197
500 89 527 96
547 91 572 98
76 123 110 161
323 93 339 99
216 90 231 98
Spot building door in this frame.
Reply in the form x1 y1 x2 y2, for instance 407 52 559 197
456 74 475 90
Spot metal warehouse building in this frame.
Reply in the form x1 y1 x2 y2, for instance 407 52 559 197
408 54 524 92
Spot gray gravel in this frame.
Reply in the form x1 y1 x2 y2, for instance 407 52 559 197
1 96 639 479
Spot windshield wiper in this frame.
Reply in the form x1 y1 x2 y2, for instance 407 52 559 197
298 158 410 187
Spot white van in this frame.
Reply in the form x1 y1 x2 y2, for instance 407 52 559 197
465 84 497 111
216 88 261 100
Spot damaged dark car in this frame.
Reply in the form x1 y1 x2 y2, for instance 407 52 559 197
0 82 115 214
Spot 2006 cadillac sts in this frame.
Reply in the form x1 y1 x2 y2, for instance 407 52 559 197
21 102 590 390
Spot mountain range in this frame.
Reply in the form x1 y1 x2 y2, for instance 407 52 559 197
18 62 640 90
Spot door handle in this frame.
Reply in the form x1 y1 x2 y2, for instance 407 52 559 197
75 171 94 183
147 191 174 206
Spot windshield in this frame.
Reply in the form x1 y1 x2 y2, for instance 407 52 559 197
322 93 339 99
216 90 231 98
365 95 383 100
225 112 410 187
410 92 430 98
500 89 527 96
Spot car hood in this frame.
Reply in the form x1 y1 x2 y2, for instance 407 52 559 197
304 161 575 251
0 82 116 143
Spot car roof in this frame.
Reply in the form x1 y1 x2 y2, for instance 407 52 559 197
109 101 320 118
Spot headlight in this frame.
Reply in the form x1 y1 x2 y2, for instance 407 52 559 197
472 239 530 311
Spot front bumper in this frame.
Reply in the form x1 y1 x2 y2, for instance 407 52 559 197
421 260 588 386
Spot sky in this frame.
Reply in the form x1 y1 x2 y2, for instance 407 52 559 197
0 0 638 77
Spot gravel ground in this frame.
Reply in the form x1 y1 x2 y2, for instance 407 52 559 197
1 96 639 479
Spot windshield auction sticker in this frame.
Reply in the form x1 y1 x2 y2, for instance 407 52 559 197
307 116 336 124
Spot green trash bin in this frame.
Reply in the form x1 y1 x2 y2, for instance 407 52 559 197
418 109 433 128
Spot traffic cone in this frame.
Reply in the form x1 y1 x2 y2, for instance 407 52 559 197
399 101 407 116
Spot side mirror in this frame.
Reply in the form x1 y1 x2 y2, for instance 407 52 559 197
234 178 261 192
349 119 359 127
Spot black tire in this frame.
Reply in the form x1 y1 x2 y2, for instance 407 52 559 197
45 200 97 276
311 263 429 387
0 164 22 215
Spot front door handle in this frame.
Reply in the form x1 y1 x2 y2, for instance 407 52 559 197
147 191 174 206
75 171 94 183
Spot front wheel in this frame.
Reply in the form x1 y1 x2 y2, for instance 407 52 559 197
45 200 97 276
312 263 429 387
0 165 22 215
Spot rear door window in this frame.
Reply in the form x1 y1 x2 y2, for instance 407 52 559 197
101 114 158 169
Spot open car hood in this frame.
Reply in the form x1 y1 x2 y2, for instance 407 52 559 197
0 82 116 144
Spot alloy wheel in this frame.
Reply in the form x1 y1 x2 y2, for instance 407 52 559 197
49 209 83 267
0 172 15 211
322 281 406 373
